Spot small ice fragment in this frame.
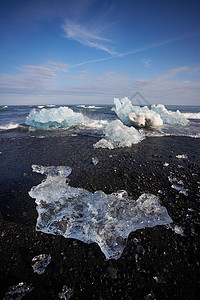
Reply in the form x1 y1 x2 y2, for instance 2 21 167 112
158 190 163 194
176 154 188 159
4 282 34 300
58 286 73 299
94 138 114 149
171 184 182 191
92 157 99 165
153 275 166 283
144 292 155 300
163 162 169 167
31 254 51 274
167 224 184 236
174 225 184 235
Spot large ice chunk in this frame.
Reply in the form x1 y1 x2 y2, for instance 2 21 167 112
29 165 172 260
94 120 144 149
25 107 85 129
151 104 189 126
112 97 163 127
112 97 189 127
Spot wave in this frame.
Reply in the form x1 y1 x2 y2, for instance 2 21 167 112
183 112 200 119
77 105 102 109
0 123 20 130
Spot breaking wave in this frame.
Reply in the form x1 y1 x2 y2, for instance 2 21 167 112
0 123 20 130
29 165 173 260
183 112 200 119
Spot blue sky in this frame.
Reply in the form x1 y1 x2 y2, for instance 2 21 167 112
0 0 200 105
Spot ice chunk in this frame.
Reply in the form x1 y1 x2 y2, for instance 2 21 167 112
94 120 144 149
3 282 34 300
168 173 189 196
166 224 185 236
25 106 84 129
29 165 173 260
151 104 189 126
94 138 114 149
58 286 73 299
163 162 169 167
112 97 163 127
112 97 189 127
31 254 51 274
176 154 188 159
92 157 99 165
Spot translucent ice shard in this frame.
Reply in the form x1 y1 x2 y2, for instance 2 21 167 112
25 106 84 129
58 286 73 299
4 282 34 300
29 165 173 260
31 254 51 274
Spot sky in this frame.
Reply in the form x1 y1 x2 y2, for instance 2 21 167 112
0 0 200 105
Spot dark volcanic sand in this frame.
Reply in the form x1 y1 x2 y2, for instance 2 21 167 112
0 135 200 299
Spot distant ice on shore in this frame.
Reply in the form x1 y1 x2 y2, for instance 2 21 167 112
29 165 173 260
112 97 189 128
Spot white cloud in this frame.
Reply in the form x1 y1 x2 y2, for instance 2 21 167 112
0 63 199 105
0 62 68 95
62 20 116 54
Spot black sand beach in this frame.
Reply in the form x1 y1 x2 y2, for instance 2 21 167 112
0 135 200 299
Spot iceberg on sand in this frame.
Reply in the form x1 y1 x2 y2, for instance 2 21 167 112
94 119 144 149
29 165 172 260
112 97 189 128
25 106 84 129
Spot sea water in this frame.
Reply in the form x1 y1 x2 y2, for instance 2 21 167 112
0 102 200 141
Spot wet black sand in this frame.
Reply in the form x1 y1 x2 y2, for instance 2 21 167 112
0 135 200 299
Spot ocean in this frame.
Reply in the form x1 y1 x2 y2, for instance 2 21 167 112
0 102 200 299
0 103 200 140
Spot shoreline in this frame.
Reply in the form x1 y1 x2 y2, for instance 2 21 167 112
0 135 200 299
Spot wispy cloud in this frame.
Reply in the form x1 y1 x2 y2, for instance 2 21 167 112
62 20 116 54
68 31 200 68
142 58 152 68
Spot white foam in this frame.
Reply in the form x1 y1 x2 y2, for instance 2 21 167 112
0 123 20 130
78 105 101 109
94 120 144 149
83 118 109 129
29 165 172 260
183 112 200 119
